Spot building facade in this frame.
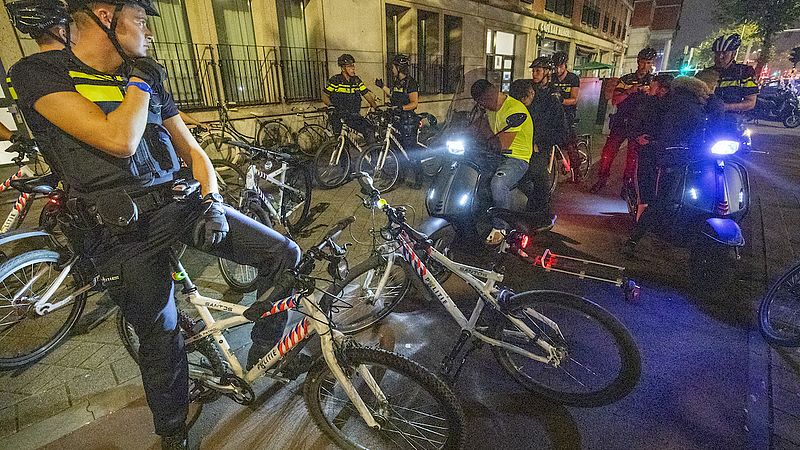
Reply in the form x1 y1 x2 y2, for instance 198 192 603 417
1 0 632 128
623 0 683 73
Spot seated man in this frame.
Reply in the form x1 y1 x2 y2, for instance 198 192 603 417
471 79 534 244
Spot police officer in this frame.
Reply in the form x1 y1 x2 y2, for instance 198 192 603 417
591 47 656 193
550 51 583 181
710 34 758 129
376 54 423 188
322 54 379 141
10 1 300 448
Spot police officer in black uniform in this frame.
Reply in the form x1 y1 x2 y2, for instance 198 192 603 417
10 1 300 448
322 53 379 141
376 54 423 188
710 33 758 129
550 51 583 181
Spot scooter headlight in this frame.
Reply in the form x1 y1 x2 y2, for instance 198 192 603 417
447 140 465 155
710 140 739 155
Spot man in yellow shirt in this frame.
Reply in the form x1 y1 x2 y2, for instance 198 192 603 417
471 79 534 244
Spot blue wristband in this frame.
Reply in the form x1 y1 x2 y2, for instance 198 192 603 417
126 81 153 94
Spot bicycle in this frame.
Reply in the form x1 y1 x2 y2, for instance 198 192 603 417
292 106 334 157
214 141 312 293
200 102 292 163
117 217 466 449
328 174 641 407
356 108 443 192
0 140 55 234
759 260 800 347
546 134 592 195
312 112 371 189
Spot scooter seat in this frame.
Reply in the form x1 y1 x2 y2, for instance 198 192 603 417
9 173 59 195
487 207 556 235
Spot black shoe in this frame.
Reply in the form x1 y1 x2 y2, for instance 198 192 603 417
589 177 607 194
247 340 272 371
277 353 315 380
161 430 188 450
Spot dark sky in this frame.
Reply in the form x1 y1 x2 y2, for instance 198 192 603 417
670 0 718 65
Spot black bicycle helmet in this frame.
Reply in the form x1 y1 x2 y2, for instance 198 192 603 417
391 53 410 73
529 56 554 71
6 0 69 38
711 34 741 52
637 47 657 60
337 53 356 67
552 51 568 67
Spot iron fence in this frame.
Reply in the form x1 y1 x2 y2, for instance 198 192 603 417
389 53 465 95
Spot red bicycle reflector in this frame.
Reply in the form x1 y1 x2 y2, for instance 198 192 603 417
520 235 530 248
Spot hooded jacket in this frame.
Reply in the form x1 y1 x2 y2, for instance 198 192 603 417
654 77 711 166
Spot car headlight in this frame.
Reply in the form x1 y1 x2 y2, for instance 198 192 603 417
446 140 465 155
710 140 739 155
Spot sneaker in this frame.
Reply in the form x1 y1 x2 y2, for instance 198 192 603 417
161 430 188 450
589 177 607 194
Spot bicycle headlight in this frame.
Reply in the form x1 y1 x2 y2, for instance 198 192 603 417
446 140 465 155
327 257 349 281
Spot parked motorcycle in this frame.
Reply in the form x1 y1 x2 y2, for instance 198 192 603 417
747 88 799 128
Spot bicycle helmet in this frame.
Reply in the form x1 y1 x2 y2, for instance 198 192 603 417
391 53 410 73
529 56 554 71
67 0 158 63
637 47 657 60
711 34 741 52
337 53 356 67
5 0 69 39
552 51 568 67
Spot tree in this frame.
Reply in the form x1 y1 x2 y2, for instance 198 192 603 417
717 0 800 77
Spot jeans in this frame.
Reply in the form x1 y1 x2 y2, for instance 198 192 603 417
90 198 301 436
490 156 529 230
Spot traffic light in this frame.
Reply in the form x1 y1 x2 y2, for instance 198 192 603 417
790 46 800 68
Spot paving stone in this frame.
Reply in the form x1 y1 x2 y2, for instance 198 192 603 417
0 404 17 438
110 355 141 384
86 382 145 420
15 385 70 429
0 365 46 394
34 340 80 366
19 365 89 396
51 341 104 369
0 399 93 450
0 391 28 409
77 343 122 369
66 365 118 402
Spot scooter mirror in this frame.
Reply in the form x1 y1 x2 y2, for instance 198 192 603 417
505 112 527 128
356 172 379 197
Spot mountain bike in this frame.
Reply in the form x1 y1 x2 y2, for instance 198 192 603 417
327 175 641 407
292 106 333 157
759 260 800 347
215 141 312 293
312 113 372 189
200 102 292 163
547 134 592 194
356 108 442 192
0 140 54 234
118 217 466 449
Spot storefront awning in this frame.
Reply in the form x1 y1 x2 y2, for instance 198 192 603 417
573 61 614 70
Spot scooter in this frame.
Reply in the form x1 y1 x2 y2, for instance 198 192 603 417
747 89 799 128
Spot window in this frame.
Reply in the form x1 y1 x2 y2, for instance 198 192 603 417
612 18 617 37
545 0 573 18
538 38 569 58
278 0 323 101
150 0 203 108
486 29 516 92
581 1 600 29
386 4 410 56
212 0 268 105
443 15 463 93
418 10 440 94
603 15 609 33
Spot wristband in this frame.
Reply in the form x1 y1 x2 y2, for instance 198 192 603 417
126 81 153 94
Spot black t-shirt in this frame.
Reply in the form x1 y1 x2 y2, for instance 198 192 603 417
615 72 653 95
323 73 369 114
389 76 418 107
10 50 180 194
715 63 759 105
551 72 580 114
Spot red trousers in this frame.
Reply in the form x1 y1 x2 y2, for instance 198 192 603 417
598 132 640 180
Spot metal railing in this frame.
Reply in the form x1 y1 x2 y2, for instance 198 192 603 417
387 53 464 95
151 42 330 110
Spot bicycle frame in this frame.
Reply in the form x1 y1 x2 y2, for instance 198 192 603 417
4 255 97 317
0 165 37 233
326 123 364 169
244 159 305 220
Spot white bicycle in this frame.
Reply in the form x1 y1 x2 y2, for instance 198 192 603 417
118 217 466 449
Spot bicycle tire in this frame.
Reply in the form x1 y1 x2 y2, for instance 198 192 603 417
357 144 400 193
759 261 800 347
325 254 412 334
303 345 466 450
575 140 592 179
256 120 292 149
488 290 641 407
218 202 270 293
280 165 312 234
211 159 247 207
313 139 351 189
201 134 236 162
0 249 87 369
297 124 333 157
547 152 559 195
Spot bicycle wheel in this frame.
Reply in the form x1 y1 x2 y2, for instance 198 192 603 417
304 346 465 450
211 159 247 207
0 250 87 369
218 202 270 293
256 120 292 149
357 144 400 193
297 124 332 157
38 201 70 252
279 165 312 234
547 152 559 195
575 140 592 179
419 147 443 178
313 139 351 189
325 254 411 334
760 262 800 346
201 134 236 162
488 290 641 407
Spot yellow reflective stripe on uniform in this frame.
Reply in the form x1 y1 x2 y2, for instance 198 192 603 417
8 87 17 100
75 84 124 102
69 71 123 82
719 78 757 88
358 82 367 92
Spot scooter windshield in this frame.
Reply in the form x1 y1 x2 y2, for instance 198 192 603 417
441 68 490 137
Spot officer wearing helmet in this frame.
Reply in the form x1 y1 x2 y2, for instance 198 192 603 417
376 53 424 188
550 51 583 181
710 34 758 113
591 47 656 193
10 1 301 448
322 53 378 140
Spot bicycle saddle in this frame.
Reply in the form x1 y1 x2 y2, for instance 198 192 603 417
9 173 59 195
487 207 556 235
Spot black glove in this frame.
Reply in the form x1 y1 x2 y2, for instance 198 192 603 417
375 78 384 89
128 57 167 88
193 200 229 251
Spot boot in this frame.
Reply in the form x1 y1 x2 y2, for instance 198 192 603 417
161 430 188 450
